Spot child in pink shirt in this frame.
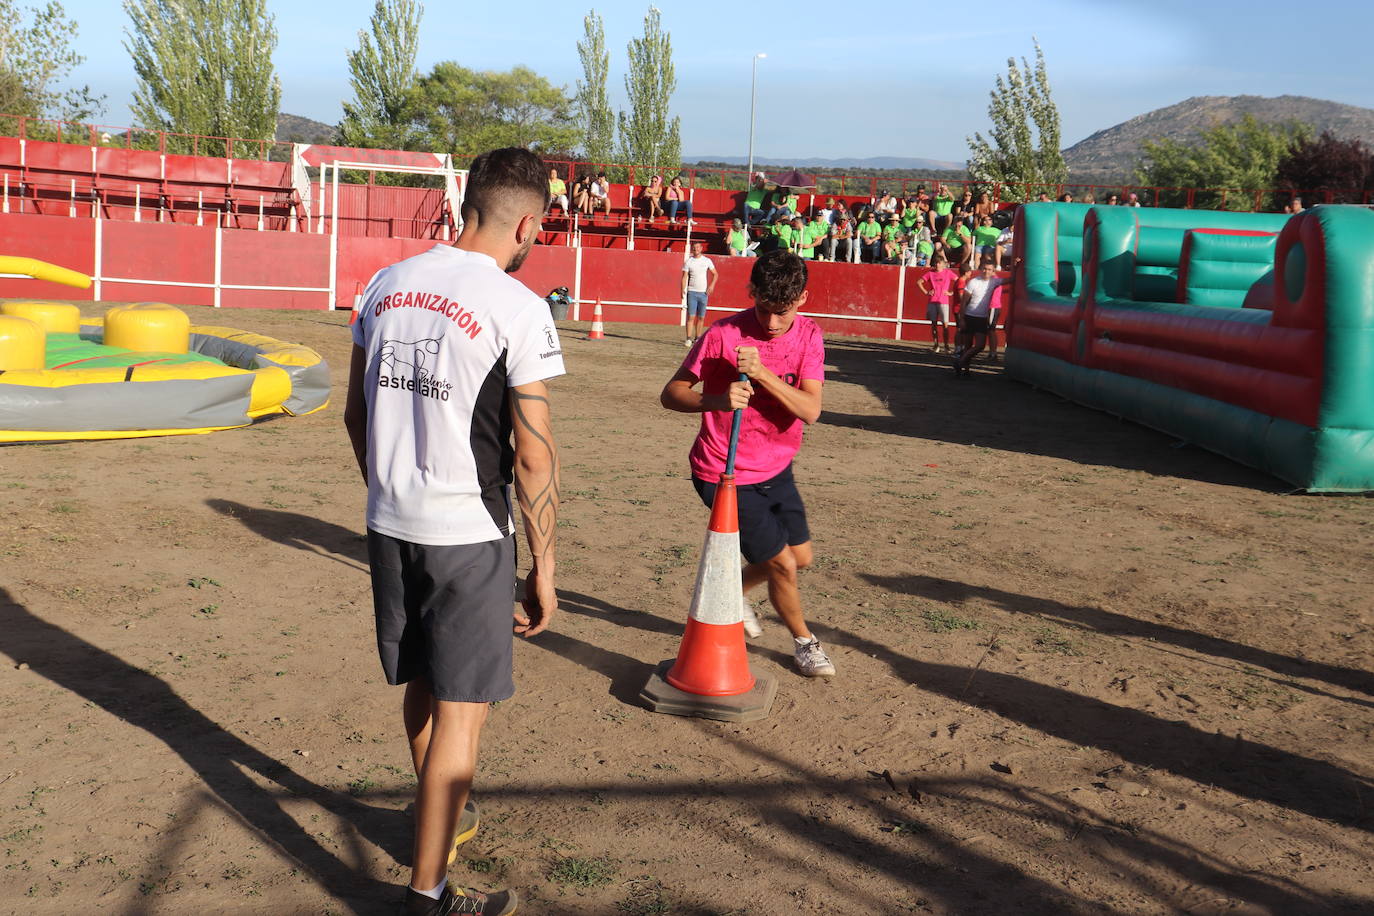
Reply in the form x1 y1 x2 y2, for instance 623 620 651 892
917 255 959 353
660 250 835 679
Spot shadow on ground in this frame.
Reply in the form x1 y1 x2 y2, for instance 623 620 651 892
0 587 402 915
822 337 1288 491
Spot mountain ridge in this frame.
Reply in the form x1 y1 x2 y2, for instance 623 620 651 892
1064 95 1374 179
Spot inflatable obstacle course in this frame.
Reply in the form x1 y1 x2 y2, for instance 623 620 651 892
1006 202 1374 492
0 300 329 441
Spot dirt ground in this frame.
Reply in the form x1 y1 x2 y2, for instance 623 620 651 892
1 303 1371 915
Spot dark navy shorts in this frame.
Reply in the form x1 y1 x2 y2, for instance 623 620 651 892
367 530 516 703
692 465 811 564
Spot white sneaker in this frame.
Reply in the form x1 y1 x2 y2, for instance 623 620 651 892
742 599 763 638
683 338 693 348
793 637 835 678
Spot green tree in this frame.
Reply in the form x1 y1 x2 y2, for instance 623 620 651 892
339 0 422 150
966 39 1066 201
617 6 680 177
0 0 103 125
405 62 578 157
575 9 613 165
1136 115 1310 210
124 0 281 156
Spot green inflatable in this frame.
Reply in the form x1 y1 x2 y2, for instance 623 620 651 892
1006 202 1374 492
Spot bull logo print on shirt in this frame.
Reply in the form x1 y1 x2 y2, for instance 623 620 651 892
377 336 453 402
378 336 442 374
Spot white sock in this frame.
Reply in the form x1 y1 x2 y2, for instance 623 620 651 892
794 636 816 648
411 876 447 900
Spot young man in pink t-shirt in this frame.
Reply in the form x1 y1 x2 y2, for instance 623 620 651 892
659 250 835 678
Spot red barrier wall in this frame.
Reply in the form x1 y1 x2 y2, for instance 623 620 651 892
0 212 95 300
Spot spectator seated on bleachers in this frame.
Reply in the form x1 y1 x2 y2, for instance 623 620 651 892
588 173 612 217
572 173 592 214
766 186 798 224
857 211 883 263
548 168 568 214
743 172 769 225
829 212 853 263
641 174 664 224
806 211 829 261
725 218 754 256
665 176 693 225
973 215 1002 267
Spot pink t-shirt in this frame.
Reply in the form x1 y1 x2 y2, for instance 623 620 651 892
925 268 958 304
680 308 825 485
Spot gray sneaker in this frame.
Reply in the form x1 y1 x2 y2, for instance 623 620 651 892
742 599 763 639
793 637 835 678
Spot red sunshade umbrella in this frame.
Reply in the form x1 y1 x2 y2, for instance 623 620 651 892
769 169 816 189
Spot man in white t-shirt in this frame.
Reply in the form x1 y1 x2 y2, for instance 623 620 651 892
680 240 717 347
953 255 1007 377
344 147 562 916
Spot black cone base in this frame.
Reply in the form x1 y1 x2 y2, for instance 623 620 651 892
639 659 778 723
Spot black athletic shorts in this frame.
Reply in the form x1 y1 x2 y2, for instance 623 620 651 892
367 530 516 703
692 465 811 564
962 315 991 334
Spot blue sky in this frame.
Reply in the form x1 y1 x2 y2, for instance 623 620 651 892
61 0 1374 162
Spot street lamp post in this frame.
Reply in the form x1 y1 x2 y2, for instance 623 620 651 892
746 52 766 186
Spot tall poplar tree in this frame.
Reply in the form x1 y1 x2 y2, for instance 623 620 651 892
574 9 613 165
124 0 281 156
339 0 422 150
966 40 1066 200
617 6 679 175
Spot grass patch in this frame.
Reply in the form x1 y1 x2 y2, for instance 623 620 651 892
346 776 376 797
549 855 617 889
1030 625 1082 656
922 608 981 634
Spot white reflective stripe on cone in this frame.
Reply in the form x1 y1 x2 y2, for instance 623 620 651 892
688 529 744 625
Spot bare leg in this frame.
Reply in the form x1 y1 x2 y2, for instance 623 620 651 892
742 542 813 640
409 698 489 892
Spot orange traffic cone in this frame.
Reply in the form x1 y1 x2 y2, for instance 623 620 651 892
641 473 778 722
587 298 605 340
349 281 362 325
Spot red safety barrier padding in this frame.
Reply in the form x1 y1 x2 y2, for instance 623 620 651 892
0 212 96 300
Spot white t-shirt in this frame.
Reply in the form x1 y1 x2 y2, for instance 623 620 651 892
682 255 713 293
963 276 1006 318
351 245 566 546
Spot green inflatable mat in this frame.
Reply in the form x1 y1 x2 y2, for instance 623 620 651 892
45 332 224 370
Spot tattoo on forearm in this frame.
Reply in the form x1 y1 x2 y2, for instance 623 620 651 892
512 390 559 564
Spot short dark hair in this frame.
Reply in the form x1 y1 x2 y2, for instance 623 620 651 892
750 250 808 311
461 147 549 226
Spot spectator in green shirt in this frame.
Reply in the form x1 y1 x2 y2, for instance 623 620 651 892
973 215 1001 265
743 172 769 225
808 214 830 260
548 168 568 213
771 215 796 252
767 187 798 223
857 212 883 263
942 208 973 268
725 218 753 257
882 214 902 244
933 183 955 232
788 216 817 259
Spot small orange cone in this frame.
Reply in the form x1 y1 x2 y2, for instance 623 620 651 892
640 474 778 722
349 282 362 325
587 298 605 340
